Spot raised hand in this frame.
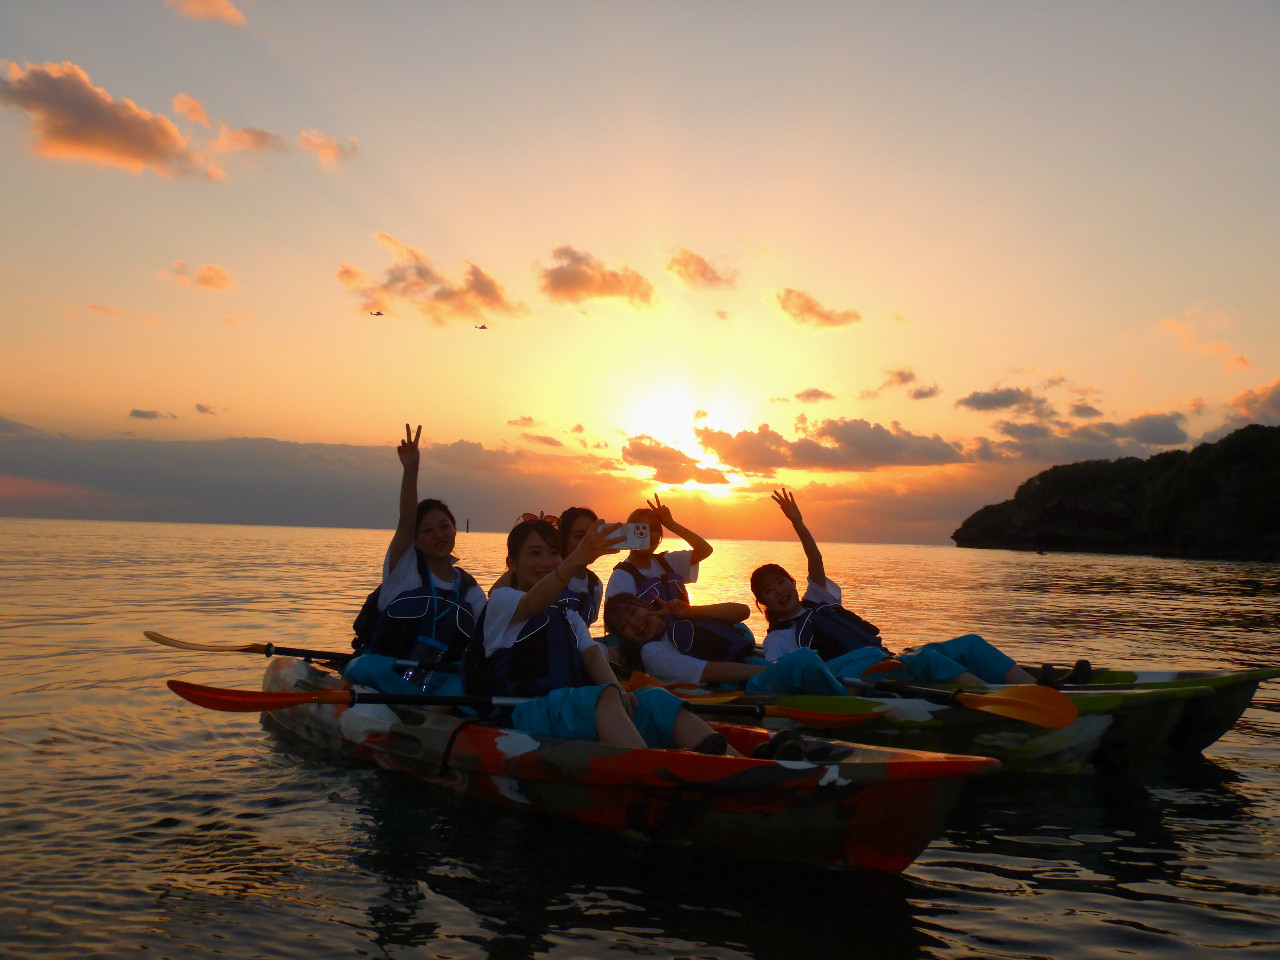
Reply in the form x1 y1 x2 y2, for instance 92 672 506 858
771 487 803 523
397 423 421 472
645 493 674 530
568 520 626 567
656 597 692 619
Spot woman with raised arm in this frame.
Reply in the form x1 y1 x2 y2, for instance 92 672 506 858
752 489 1039 687
605 494 715 604
472 517 739 754
343 424 486 697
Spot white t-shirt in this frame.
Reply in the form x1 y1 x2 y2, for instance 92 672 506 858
639 638 709 687
762 577 843 661
381 546 487 619
605 550 699 600
482 586 598 657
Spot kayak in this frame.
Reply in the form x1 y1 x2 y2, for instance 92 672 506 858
259 657 999 874
1039 666 1280 756
735 685 1216 776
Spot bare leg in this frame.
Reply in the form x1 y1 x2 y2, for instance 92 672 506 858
593 686 647 748
671 709 744 758
952 671 985 686
1003 665 1037 684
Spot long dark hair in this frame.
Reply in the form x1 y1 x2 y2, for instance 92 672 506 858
415 498 456 528
557 506 598 556
750 562 795 624
506 519 561 585
603 592 656 674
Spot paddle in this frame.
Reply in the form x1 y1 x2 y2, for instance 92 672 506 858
841 677 1078 729
166 680 881 728
143 631 457 672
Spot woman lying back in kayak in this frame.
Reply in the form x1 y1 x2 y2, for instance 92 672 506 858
602 593 849 697
470 517 740 755
343 424 487 698
753 489 1038 687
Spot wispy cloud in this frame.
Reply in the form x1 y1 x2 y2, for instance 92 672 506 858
210 122 288 155
195 404 216 415
570 424 584 433
537 246 654 306
88 304 163 324
521 433 563 447
0 61 219 179
165 0 246 26
1158 307 1251 373
338 233 522 325
622 435 728 484
774 288 860 328
860 368 928 400
794 388 835 403
171 93 209 127
163 260 235 291
908 384 941 400
665 248 737 289
955 386 1055 420
507 416 536 427
129 409 178 420
298 128 357 169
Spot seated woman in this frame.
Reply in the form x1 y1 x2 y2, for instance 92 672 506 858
343 424 487 698
605 495 713 605
603 593 848 697
472 516 739 754
491 506 605 627
754 489 1037 687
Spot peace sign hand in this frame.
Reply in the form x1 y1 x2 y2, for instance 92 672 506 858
771 487 802 523
398 423 421 472
645 493 674 530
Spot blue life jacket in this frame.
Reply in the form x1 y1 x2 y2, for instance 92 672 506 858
613 554 689 605
359 555 480 671
783 602 883 662
665 618 755 663
554 569 602 625
468 603 589 699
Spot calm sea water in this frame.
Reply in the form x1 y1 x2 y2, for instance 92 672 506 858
1 517 1277 959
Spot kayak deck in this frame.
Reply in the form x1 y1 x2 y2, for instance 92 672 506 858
260 658 999 874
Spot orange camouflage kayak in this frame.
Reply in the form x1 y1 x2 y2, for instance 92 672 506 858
260 657 1000 874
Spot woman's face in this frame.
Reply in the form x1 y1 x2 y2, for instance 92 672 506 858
615 603 667 644
756 571 801 617
564 515 594 556
509 530 562 591
415 509 457 560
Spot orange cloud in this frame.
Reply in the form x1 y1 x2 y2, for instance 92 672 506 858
521 433 563 448
1228 379 1280 421
665 248 737 289
210 122 288 155
165 0 246 26
774 288 860 328
87 304 162 324
1158 309 1251 373
622 435 728 484
537 247 654 306
164 260 235 291
338 232 522 325
171 93 209 127
298 128 358 169
794 388 835 403
0 61 219 178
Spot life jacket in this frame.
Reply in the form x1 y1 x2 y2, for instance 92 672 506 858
665 618 755 663
613 553 689 605
354 553 480 670
554 569 603 625
782 602 883 662
466 603 589 698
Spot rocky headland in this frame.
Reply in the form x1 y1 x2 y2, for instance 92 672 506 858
951 424 1280 561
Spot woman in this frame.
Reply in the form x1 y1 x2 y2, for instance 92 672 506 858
473 517 739 754
344 424 486 697
556 506 605 626
603 593 848 697
753 489 1038 687
605 495 714 604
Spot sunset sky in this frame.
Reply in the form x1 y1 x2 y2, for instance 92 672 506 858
2 1 1279 542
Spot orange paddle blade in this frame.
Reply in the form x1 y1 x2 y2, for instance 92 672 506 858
625 671 743 704
764 706 885 728
168 680 347 712
861 659 905 678
954 684 1077 729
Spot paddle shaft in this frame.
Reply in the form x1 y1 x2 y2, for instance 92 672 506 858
260 644 461 673
842 676 996 705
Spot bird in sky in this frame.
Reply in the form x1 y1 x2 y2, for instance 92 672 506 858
370 311 383 316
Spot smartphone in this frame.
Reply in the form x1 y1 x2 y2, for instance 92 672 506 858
599 520 649 550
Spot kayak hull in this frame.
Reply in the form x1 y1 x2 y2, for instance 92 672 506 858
261 658 999 874
738 686 1214 776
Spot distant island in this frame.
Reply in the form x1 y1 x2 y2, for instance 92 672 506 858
951 424 1280 561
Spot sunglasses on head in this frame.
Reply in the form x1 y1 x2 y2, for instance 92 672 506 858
515 512 558 527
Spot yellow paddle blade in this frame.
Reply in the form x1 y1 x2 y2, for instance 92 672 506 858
145 631 265 654
861 659 905 678
624 671 742 704
954 685 1078 729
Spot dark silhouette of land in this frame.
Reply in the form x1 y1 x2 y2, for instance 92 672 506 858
952 424 1280 561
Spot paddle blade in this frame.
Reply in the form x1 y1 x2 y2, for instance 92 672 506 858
765 705 885 728
954 685 1078 729
167 680 346 713
861 659 905 678
145 631 264 654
